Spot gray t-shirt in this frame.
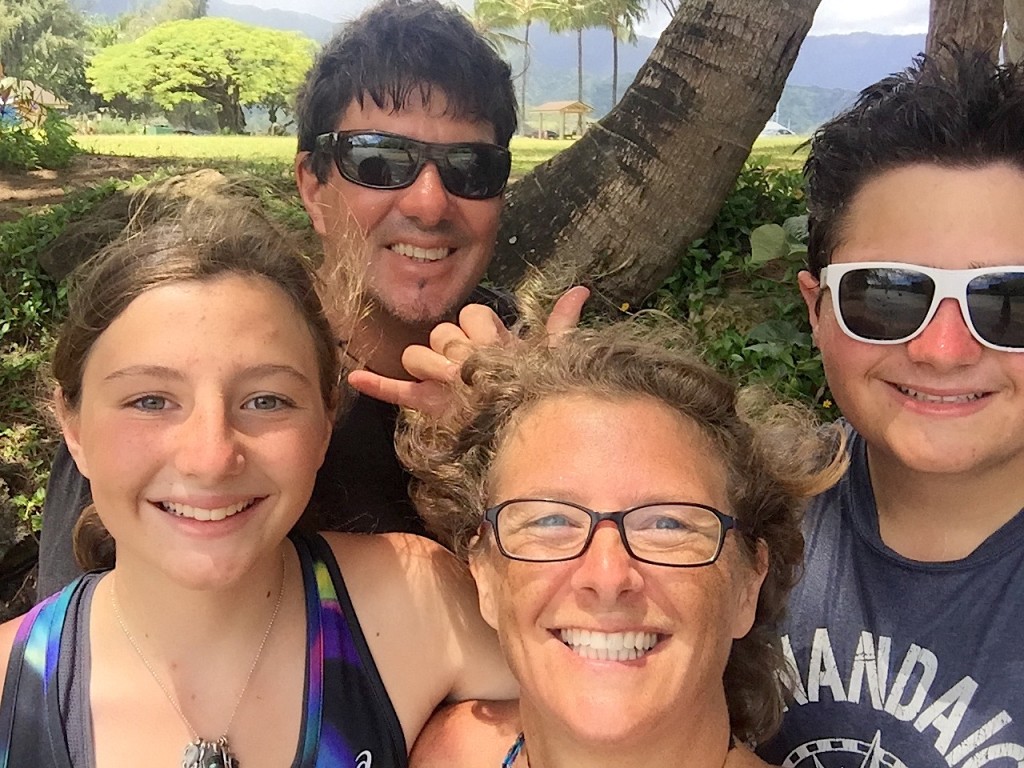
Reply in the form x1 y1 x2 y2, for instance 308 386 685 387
759 426 1024 768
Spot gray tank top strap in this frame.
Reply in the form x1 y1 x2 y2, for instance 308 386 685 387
61 572 100 768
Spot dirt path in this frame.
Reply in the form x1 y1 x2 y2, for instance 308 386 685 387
0 154 169 223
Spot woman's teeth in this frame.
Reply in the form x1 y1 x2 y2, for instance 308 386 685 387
559 628 660 661
158 499 257 521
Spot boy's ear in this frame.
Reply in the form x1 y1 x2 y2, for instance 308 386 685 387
798 270 822 333
55 388 89 479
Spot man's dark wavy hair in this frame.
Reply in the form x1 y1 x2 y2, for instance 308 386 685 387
296 0 517 183
805 49 1024 276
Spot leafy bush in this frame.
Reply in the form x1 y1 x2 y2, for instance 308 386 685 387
649 162 833 417
0 111 81 171
0 123 40 171
0 181 123 541
34 112 80 169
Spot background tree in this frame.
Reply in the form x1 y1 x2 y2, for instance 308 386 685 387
594 0 647 105
0 0 89 106
925 0 1003 61
548 0 603 131
490 0 820 305
464 0 525 55
86 18 315 133
121 0 208 41
503 0 560 134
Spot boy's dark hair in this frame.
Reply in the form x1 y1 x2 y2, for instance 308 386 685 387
296 0 517 183
805 50 1024 276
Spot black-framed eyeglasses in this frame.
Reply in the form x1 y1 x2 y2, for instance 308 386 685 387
820 261 1024 352
314 130 511 200
483 499 738 568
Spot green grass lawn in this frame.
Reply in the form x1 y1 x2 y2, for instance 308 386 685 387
748 136 809 170
78 133 298 162
78 133 809 176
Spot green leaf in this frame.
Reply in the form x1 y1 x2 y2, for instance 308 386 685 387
749 223 788 265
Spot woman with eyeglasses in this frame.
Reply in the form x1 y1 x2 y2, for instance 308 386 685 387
398 323 846 768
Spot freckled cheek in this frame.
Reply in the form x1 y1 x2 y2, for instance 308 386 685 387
665 576 736 648
496 573 561 650
81 415 169 476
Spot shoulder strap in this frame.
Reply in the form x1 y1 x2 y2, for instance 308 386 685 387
291 531 407 768
0 581 80 768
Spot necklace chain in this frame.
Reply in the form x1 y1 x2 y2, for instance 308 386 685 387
110 549 287 744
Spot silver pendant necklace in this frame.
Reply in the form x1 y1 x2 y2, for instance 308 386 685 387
110 550 287 768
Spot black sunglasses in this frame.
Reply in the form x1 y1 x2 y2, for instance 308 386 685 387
820 262 1024 352
315 130 511 200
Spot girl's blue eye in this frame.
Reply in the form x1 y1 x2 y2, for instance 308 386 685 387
131 395 166 411
244 394 290 410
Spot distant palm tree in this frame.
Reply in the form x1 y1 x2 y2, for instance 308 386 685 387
491 0 560 134
548 0 603 130
464 0 525 56
594 0 647 105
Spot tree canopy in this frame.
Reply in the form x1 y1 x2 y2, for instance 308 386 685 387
0 0 89 105
86 17 315 133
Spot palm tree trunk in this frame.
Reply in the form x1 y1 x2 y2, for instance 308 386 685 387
576 28 583 133
926 0 1003 60
611 26 619 104
521 19 532 136
490 0 821 304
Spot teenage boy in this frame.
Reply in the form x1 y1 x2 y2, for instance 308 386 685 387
759 51 1024 767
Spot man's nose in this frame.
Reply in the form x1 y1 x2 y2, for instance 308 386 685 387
396 162 453 228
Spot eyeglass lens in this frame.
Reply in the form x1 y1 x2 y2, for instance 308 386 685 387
838 267 1024 349
333 132 509 200
838 268 935 341
494 500 726 566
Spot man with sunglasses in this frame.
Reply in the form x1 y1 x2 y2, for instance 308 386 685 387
758 51 1024 766
35 0 535 597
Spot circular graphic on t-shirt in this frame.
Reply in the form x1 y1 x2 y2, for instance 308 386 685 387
783 732 909 768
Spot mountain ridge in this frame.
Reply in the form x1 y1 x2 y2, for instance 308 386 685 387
70 0 927 131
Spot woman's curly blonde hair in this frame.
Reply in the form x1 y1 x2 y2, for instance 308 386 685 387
397 320 846 745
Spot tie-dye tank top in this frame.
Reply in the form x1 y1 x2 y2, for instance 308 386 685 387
0 531 407 767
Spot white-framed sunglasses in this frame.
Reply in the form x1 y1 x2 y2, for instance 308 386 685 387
819 261 1024 352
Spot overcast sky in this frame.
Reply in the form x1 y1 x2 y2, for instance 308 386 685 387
227 0 931 37
639 0 929 37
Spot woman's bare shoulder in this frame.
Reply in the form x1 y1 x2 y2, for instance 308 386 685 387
410 699 520 768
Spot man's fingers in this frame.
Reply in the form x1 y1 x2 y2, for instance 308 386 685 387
402 344 462 384
347 369 450 415
546 285 590 337
458 304 515 347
